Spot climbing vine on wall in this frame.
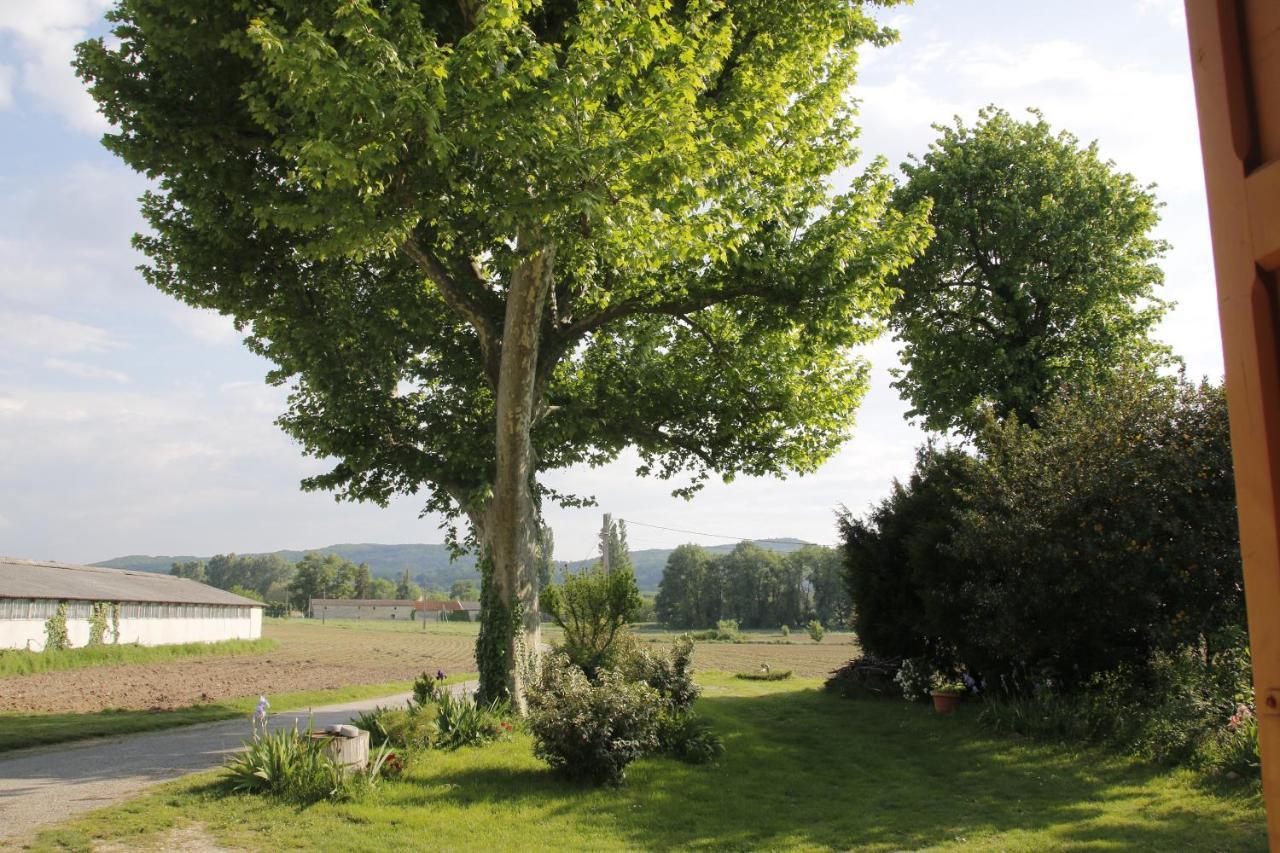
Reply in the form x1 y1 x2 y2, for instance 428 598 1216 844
44 602 69 651
88 601 110 646
110 602 121 643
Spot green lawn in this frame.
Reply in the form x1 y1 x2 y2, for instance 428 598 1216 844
0 637 278 678
0 674 476 753
27 675 1266 851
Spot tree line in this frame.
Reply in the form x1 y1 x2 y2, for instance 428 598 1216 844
655 543 847 630
171 553 480 613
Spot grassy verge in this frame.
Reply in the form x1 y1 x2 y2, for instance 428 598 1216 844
0 637 278 679
28 674 1265 852
0 674 476 753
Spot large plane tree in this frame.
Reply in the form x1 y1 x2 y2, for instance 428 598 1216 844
76 0 929 705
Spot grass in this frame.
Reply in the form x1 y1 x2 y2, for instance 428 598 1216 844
26 674 1266 852
0 674 476 754
0 637 278 678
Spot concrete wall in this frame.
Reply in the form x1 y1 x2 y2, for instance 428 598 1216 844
313 602 417 621
0 599 262 651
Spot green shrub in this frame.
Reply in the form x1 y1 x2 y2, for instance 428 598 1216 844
540 563 642 678
715 619 741 641
806 620 825 643
223 726 346 803
824 656 900 698
620 636 699 715
734 669 792 681
353 707 437 750
656 711 724 764
528 659 659 786
434 691 511 750
780 624 790 638
979 636 1257 775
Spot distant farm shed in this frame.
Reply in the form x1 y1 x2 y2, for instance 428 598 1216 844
0 557 263 651
309 598 479 622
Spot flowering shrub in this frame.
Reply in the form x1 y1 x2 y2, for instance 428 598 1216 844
894 658 934 702
527 657 660 786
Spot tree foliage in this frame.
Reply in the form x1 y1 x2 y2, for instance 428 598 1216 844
77 0 928 702
889 107 1170 434
839 371 1244 688
654 542 848 629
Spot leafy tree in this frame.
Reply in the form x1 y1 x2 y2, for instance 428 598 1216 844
370 577 398 600
353 563 375 599
170 561 206 583
655 544 711 629
720 542 785 629
889 107 1170 434
541 563 642 679
288 552 358 610
228 584 266 603
395 569 420 601
450 580 479 601
789 544 849 627
77 0 927 703
600 518 633 575
655 541 844 629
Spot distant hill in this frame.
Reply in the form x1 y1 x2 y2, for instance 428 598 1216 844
95 538 812 592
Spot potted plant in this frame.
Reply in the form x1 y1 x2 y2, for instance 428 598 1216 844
930 674 966 713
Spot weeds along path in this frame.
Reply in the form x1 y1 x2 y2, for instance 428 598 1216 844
0 682 475 845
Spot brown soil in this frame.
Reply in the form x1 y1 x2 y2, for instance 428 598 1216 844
0 621 476 714
1 622 857 715
685 639 859 678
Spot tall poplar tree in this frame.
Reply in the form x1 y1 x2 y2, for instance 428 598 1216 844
76 0 928 705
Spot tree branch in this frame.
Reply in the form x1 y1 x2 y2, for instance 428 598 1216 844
401 235 502 388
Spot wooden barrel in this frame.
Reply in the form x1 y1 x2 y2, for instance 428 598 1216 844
309 729 370 770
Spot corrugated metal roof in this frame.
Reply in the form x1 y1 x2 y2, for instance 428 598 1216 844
0 558 263 607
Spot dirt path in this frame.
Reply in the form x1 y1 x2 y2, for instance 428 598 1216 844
0 684 473 846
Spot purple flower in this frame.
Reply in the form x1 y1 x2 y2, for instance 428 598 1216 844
436 669 446 681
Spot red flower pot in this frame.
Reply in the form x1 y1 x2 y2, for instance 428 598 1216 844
931 691 961 713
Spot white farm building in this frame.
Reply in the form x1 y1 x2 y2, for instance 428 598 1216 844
0 557 263 651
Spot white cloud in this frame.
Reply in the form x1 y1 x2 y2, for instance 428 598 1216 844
0 310 118 354
43 357 129 383
0 0 112 132
170 307 244 347
0 396 25 415
856 36 1202 195
0 63 14 107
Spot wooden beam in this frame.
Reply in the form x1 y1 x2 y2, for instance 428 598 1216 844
1185 1 1280 846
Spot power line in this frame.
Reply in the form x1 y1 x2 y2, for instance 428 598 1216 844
618 518 823 548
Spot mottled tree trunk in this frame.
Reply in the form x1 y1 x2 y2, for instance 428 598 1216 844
478 235 554 709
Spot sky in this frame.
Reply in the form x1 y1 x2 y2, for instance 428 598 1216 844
0 0 1222 566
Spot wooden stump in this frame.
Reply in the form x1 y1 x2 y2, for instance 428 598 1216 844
309 730 369 770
